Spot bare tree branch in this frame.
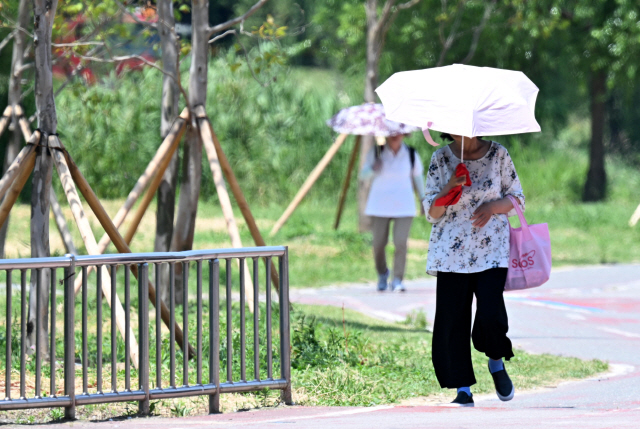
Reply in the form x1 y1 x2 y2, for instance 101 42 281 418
208 29 236 44
375 0 397 36
75 52 190 107
461 0 495 64
381 0 421 45
0 29 17 55
209 0 269 34
17 62 33 73
52 41 106 48
0 18 33 39
234 35 270 88
436 0 466 67
438 0 447 45
20 84 34 102
398 0 421 9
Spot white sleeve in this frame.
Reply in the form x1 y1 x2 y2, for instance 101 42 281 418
359 146 376 181
500 149 525 217
422 152 447 224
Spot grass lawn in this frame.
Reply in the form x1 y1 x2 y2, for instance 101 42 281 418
290 304 607 406
1 303 607 424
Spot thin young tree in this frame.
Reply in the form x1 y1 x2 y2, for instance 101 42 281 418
0 0 31 258
26 0 59 353
156 0 181 303
170 0 268 303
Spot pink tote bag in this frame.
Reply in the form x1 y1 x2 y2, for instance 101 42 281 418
505 195 552 291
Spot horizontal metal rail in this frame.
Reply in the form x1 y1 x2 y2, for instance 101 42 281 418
0 247 292 417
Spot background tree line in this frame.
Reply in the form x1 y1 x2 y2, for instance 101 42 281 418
1 0 639 207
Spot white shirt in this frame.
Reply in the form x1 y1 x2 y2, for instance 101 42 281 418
361 143 424 218
422 142 525 276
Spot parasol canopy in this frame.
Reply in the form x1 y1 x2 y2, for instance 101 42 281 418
326 103 420 137
376 64 541 144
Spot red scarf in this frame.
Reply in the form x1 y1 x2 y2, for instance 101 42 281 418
434 163 472 207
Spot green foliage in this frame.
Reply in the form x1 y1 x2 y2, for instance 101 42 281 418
290 304 608 406
56 63 362 202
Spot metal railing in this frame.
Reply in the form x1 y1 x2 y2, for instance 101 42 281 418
0 247 291 418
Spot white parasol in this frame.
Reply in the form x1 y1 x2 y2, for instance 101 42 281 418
376 64 541 151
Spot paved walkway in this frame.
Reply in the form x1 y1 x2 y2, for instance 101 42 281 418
23 265 640 428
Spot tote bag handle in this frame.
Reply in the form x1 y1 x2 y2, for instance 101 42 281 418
507 195 533 241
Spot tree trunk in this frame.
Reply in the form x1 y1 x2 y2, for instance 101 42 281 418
583 70 607 202
27 0 59 355
156 0 180 304
170 0 208 305
358 0 381 232
0 0 31 258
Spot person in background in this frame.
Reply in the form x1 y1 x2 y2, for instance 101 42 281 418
360 133 425 292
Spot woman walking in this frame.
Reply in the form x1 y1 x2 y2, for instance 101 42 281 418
422 134 525 406
360 134 425 292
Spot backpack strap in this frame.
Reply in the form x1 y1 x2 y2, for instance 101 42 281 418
408 145 415 170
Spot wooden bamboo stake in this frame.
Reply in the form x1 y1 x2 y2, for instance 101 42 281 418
271 133 349 236
49 136 139 368
198 114 255 313
96 107 189 250
72 108 188 294
0 105 12 139
123 129 183 245
9 110 77 256
61 143 195 358
334 135 360 230
0 133 38 200
629 203 640 227
195 106 280 292
0 144 36 230
49 191 77 255
13 104 32 142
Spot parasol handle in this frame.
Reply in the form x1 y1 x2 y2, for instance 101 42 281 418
461 136 464 163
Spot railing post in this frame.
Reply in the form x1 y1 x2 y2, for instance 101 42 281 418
279 248 293 405
64 254 76 420
138 263 150 415
209 259 221 414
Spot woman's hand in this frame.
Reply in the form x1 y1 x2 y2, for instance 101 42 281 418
372 159 383 172
427 171 469 220
470 201 496 227
445 172 467 191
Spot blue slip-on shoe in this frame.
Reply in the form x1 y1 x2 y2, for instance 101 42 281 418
377 270 389 291
450 391 474 407
391 277 406 292
488 362 515 401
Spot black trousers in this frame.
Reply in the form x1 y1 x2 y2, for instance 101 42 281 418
432 268 514 388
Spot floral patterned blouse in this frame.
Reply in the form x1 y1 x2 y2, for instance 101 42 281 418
422 141 525 276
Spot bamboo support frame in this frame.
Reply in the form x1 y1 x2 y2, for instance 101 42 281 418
198 113 255 312
49 136 139 368
123 130 183 245
629 203 640 227
0 133 38 200
0 143 37 231
271 132 350 236
195 106 280 292
334 135 360 230
49 191 77 255
0 105 11 138
62 143 195 358
96 107 189 250
72 108 188 294
13 104 32 143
